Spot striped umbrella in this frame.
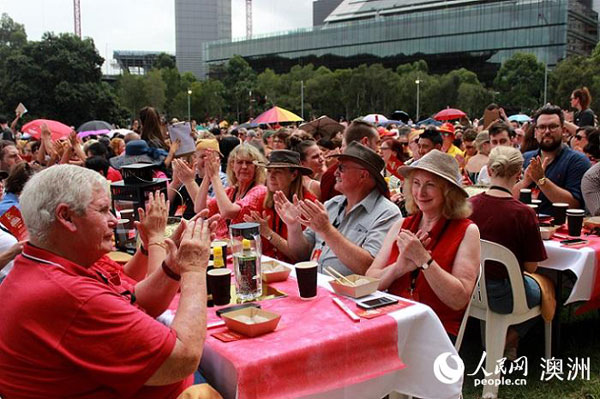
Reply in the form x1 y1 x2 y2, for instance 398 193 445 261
253 106 303 124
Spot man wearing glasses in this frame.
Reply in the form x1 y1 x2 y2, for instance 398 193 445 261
513 105 591 215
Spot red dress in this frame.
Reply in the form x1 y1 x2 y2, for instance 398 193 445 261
254 189 316 263
387 212 472 336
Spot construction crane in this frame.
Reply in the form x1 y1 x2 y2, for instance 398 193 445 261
246 0 252 39
73 0 81 38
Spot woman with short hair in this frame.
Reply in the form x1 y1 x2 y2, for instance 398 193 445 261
366 150 480 340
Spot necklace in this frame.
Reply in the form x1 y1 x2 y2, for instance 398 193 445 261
489 185 513 195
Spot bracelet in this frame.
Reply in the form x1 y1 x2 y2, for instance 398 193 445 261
148 241 168 251
162 261 181 281
139 244 148 256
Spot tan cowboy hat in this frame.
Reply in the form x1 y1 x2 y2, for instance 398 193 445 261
255 150 313 175
398 149 468 197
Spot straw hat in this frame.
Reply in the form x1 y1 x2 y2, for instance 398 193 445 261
398 149 467 197
329 141 388 195
195 138 223 157
255 150 313 175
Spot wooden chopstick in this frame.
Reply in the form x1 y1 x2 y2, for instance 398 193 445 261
323 268 344 284
326 266 355 286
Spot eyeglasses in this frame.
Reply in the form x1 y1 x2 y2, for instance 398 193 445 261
575 134 585 140
381 146 391 151
234 159 254 166
535 124 561 132
399 142 409 146
337 164 366 173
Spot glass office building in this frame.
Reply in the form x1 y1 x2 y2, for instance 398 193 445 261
203 0 598 82
175 0 231 78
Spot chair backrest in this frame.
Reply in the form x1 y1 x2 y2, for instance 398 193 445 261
455 262 482 351
476 239 531 316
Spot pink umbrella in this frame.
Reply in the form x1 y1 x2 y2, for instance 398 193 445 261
22 119 72 141
253 106 303 124
434 108 467 121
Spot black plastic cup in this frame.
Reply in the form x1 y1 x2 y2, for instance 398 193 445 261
567 209 585 237
531 199 542 214
207 268 232 306
552 203 569 226
519 189 532 204
295 261 318 300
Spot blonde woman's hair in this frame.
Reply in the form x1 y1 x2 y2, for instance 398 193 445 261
403 171 471 219
226 143 266 187
487 146 523 178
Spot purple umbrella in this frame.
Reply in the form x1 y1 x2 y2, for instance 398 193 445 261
77 120 112 137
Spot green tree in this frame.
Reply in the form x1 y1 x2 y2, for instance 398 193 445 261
144 69 166 112
161 67 182 115
548 55 598 111
494 52 545 113
223 55 256 122
2 32 126 126
154 52 175 70
457 83 495 118
305 66 341 119
118 73 147 120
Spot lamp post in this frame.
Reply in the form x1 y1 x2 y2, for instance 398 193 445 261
187 89 192 121
415 78 421 122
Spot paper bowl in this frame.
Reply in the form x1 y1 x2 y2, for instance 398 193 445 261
329 274 380 298
261 260 291 283
584 217 600 229
540 225 559 240
222 307 281 337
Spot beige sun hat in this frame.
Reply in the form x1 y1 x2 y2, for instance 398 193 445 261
398 149 468 197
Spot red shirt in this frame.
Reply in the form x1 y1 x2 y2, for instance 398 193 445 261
320 163 340 202
207 184 268 239
0 244 191 399
469 193 547 279
388 213 472 336
106 167 123 183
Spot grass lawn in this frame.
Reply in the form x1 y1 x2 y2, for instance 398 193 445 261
460 307 600 398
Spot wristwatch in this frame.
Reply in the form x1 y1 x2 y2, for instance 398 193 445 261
420 257 434 270
537 177 547 187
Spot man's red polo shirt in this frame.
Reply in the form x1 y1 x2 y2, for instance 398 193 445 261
0 243 192 398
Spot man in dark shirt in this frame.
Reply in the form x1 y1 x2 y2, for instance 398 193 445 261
513 105 591 215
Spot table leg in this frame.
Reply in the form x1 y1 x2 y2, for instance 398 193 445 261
551 270 563 356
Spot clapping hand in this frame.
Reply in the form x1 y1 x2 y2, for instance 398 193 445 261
297 199 331 234
396 229 432 269
243 210 272 235
164 209 220 274
273 191 301 226
525 156 550 184
134 191 169 248
172 158 196 185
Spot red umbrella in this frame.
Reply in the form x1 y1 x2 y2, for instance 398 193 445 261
22 119 72 141
434 108 466 121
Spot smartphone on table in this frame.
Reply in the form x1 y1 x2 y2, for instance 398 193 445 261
356 296 399 310
560 238 588 246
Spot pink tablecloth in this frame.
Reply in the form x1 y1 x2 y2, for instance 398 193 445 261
205 277 405 399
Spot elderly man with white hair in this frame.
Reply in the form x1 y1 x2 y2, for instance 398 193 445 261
0 165 218 398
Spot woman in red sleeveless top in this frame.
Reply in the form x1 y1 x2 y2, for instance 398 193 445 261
367 150 480 339
244 150 316 263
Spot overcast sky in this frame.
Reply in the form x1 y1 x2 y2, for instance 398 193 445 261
0 0 313 72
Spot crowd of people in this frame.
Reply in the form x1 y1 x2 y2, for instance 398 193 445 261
0 85 597 397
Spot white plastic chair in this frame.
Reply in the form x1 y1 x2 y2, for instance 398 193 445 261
463 240 552 399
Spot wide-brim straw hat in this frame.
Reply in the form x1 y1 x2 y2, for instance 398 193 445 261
255 149 313 175
329 141 388 196
398 149 468 197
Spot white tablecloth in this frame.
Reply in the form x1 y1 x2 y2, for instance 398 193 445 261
540 240 597 304
200 262 462 399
